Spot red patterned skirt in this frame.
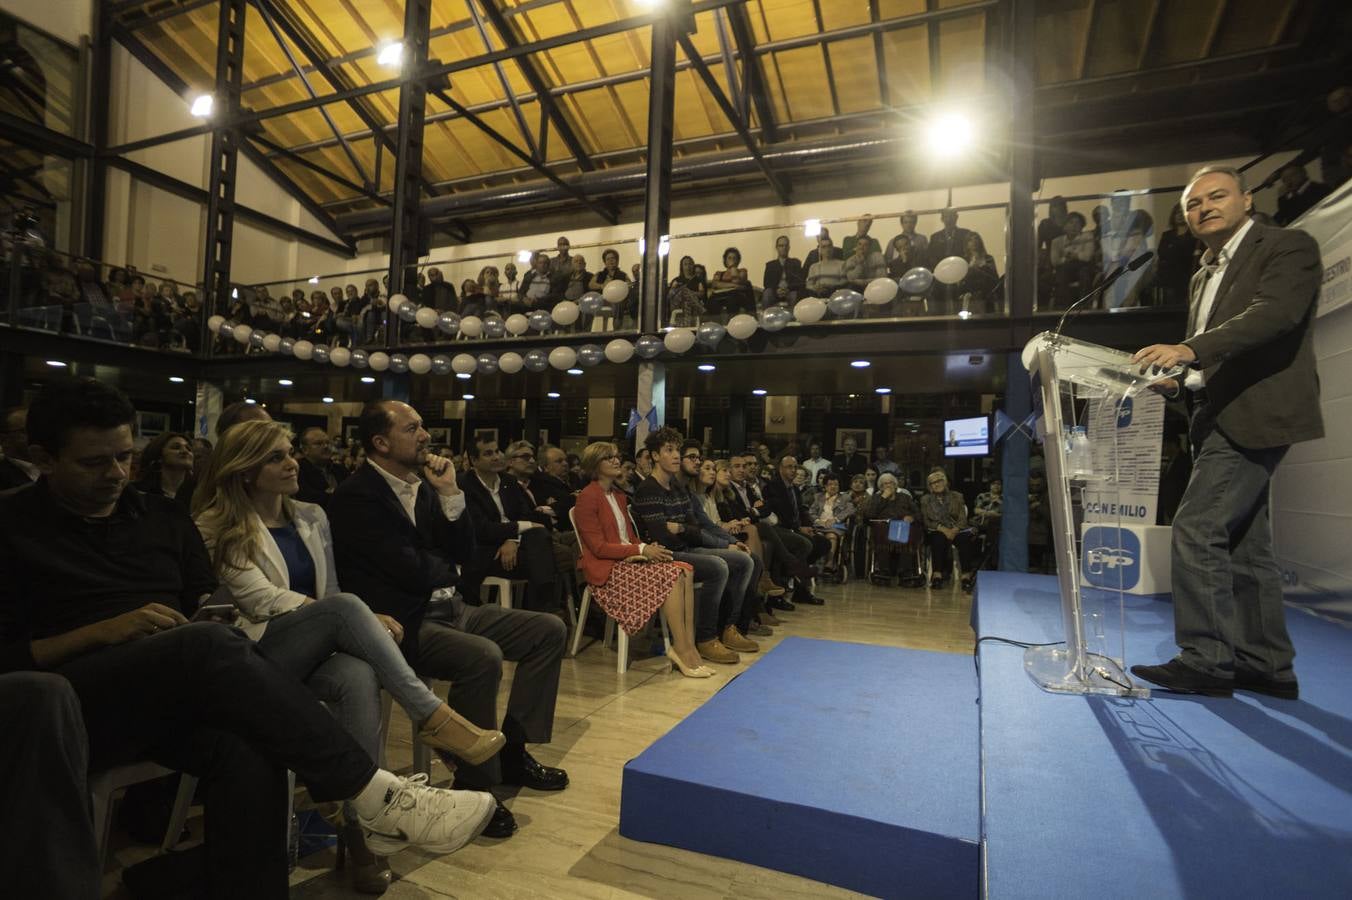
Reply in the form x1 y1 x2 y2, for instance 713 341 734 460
591 560 692 637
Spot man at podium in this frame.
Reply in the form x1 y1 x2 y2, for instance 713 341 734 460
1130 164 1324 700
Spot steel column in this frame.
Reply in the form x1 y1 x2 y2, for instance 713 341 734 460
201 0 248 351
387 0 434 347
83 2 113 260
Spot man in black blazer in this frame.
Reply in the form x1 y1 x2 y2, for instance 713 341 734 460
295 426 346 508
1274 162 1330 226
329 401 569 836
458 439 558 612
761 454 831 606
761 235 805 308
926 208 974 269
1131 164 1324 700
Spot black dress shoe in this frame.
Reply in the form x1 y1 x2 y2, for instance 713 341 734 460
481 799 518 838
1129 659 1233 697
1234 670 1299 700
768 596 796 612
501 748 569 791
793 593 825 606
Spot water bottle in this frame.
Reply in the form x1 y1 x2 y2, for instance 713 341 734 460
1068 426 1092 478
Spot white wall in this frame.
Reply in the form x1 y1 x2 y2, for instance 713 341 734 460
5 0 91 46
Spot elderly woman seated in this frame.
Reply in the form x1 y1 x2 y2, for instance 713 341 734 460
859 473 923 586
919 467 979 591
808 474 855 574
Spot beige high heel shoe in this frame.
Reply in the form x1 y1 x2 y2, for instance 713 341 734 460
418 706 507 765
667 648 715 678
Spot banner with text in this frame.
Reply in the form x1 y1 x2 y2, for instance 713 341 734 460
1082 392 1165 527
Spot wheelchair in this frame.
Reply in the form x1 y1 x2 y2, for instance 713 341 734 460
863 518 926 587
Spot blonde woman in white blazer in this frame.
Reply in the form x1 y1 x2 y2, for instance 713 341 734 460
194 421 504 887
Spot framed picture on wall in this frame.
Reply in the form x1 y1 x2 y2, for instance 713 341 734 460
835 428 872 453
538 428 550 447
428 426 451 447
137 411 170 439
471 427 498 450
343 424 361 447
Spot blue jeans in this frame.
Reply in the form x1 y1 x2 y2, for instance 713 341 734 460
1170 403 1293 678
673 551 730 643
689 546 755 632
257 593 443 762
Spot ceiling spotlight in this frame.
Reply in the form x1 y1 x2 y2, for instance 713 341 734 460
516 249 533 264
231 287 238 299
169 376 185 383
462 393 475 400
567 368 583 376
803 218 822 238
456 372 471 380
244 398 257 405
697 364 716 372
851 360 871 368
376 42 403 68
45 360 67 368
752 388 767 396
277 379 293 387
360 376 375 384
926 110 975 157
875 387 892 394
189 93 214 117
547 391 561 399
322 396 334 404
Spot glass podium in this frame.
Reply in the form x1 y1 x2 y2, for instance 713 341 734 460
1020 331 1183 698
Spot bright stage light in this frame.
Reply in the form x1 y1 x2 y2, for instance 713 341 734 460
803 219 822 238
308 275 320 284
926 111 974 157
516 249 533 264
189 94 214 117
377 42 404 68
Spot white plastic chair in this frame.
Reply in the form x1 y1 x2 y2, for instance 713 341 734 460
479 576 526 609
89 763 198 866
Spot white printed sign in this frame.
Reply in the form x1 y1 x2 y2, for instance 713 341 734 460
1081 391 1165 526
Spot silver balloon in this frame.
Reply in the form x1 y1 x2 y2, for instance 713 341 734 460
483 317 506 339
311 345 330 365
430 354 452 376
696 321 726 347
219 319 237 337
577 344 604 367
350 348 369 369
634 334 663 359
437 310 461 335
828 289 863 317
389 353 409 374
527 310 553 333
578 291 604 315
523 349 550 372
397 302 418 323
279 336 296 355
900 267 934 294
759 306 792 332
477 353 499 374
248 331 266 349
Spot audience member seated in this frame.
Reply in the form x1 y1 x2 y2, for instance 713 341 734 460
562 254 591 302
520 252 555 310
505 440 577 582
726 454 804 612
872 445 900 476
847 474 870 512
708 459 784 610
1049 212 1097 309
841 215 883 258
806 236 848 297
843 235 887 295
706 247 756 316
802 226 837 270
216 399 272 441
296 426 348 508
920 467 978 591
859 473 922 585
459 279 487 318
1155 205 1201 307
807 475 854 574
589 248 629 324
800 441 831 482
798 466 822 514
328 400 569 839
1275 162 1330 225
972 478 1003 550
529 444 578 535
761 235 805 309
632 428 748 665
194 419 506 889
832 436 868 478
572 442 710 677
957 232 1000 313
0 379 496 897
761 453 831 606
132 431 196 511
668 255 707 325
0 406 40 490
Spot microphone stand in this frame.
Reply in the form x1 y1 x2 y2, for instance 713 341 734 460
1051 251 1156 343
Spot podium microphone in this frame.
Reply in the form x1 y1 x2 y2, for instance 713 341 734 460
1051 251 1155 342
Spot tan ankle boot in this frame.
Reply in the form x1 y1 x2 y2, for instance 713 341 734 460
419 707 507 765
721 625 759 653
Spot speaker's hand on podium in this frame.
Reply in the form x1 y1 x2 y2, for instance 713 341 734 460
1132 343 1195 374
1148 378 1181 399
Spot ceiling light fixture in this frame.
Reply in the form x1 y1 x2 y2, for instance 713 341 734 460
547 391 561 399
322 396 334 404
456 372 471 380
851 360 871 368
516 249 533 264
360 376 375 384
926 110 975 157
189 93 214 117
376 42 403 68
277 379 293 387
697 364 716 372
567 368 583 376
752 388 767 396
803 218 822 238
875 387 892 394
308 275 320 284
45 360 67 368
169 376 185 383
244 398 257 405
462 393 475 400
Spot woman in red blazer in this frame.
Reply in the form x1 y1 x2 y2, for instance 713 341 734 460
574 441 711 677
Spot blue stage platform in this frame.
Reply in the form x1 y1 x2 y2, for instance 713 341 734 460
975 572 1352 900
619 636 980 898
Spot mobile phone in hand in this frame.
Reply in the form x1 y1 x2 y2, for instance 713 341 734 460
191 603 236 624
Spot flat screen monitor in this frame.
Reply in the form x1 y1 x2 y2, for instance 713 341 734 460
943 416 989 457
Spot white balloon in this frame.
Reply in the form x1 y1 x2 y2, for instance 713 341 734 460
207 314 225 333
292 339 315 360
261 333 282 352
726 313 758 340
498 351 524 374
793 297 827 323
414 306 439 329
604 338 634 364
367 351 390 372
551 300 580 325
388 293 407 313
663 328 695 354
548 346 578 370
460 315 483 338
370 294 387 309
452 353 477 375
232 323 254 344
864 277 900 305
934 255 970 285
601 279 629 304
329 346 352 367
505 313 530 336
408 353 432 375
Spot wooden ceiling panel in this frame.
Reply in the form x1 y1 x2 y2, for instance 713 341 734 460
819 0 873 32
563 86 633 153
936 14 986 95
772 45 837 122
826 37 883 115
1212 0 1292 54
1081 0 1150 79
881 25 932 104
879 0 929 17
1034 0 1093 85
1150 0 1222 66
757 0 827 42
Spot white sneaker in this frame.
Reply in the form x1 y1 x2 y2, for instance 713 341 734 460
358 773 496 856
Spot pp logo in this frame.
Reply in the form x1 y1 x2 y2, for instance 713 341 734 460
1083 526 1140 590
1116 397 1133 428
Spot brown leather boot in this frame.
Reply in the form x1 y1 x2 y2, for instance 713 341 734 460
721 625 760 653
696 638 740 664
